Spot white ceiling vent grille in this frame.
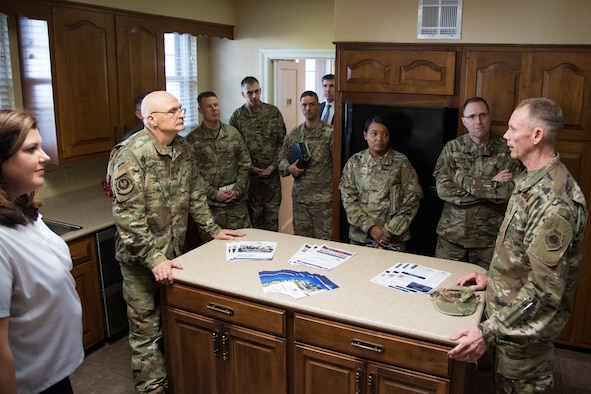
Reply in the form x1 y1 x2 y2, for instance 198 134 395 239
417 0 462 39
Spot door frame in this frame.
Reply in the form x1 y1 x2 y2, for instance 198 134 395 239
259 49 335 106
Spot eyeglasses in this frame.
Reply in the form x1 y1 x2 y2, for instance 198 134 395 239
151 106 186 116
462 112 489 121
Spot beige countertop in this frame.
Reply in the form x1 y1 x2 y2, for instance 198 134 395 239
173 229 486 347
39 185 115 241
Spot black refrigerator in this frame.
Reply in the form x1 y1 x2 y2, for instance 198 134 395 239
341 103 459 256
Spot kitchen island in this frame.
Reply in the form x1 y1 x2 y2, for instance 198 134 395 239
162 229 486 394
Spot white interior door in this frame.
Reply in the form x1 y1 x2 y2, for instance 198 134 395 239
276 60 305 234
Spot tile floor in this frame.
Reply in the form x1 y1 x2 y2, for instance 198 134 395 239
71 334 591 393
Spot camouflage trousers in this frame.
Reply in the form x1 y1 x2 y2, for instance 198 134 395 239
435 236 494 270
493 341 555 393
120 263 167 394
292 199 332 240
199 200 252 242
247 174 281 231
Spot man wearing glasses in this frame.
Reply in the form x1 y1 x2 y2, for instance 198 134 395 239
433 97 523 270
107 91 244 394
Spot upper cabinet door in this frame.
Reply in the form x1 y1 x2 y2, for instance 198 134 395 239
115 15 165 138
460 49 532 137
530 52 591 142
51 6 120 159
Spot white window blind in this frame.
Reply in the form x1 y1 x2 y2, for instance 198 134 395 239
417 0 462 40
0 13 16 109
18 17 56 144
164 33 197 135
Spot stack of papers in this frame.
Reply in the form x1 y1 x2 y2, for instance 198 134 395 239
226 241 277 262
259 269 339 299
288 243 356 271
370 263 450 294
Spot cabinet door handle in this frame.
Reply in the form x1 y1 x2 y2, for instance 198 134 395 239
212 329 220 358
222 332 230 361
354 368 362 394
350 339 384 353
207 302 234 316
368 373 375 394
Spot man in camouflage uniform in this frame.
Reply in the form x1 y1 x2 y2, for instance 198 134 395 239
278 91 334 240
339 115 423 251
434 97 523 269
448 98 588 394
229 76 286 231
107 91 244 394
187 91 252 241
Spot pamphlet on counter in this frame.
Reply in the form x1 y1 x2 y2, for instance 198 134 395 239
226 241 277 261
370 262 450 294
259 269 339 299
288 243 356 271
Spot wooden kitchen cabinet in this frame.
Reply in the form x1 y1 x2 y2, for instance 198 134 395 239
163 284 287 394
68 235 104 350
50 6 164 162
294 314 458 394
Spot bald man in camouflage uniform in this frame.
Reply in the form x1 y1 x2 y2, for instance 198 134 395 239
278 91 333 240
340 115 423 251
434 97 523 270
229 76 286 231
448 98 587 394
187 91 252 241
107 91 244 394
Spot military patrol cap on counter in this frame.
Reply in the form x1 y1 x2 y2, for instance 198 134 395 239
430 286 479 316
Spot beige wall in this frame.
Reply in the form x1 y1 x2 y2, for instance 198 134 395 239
70 0 235 25
210 0 335 121
334 0 591 44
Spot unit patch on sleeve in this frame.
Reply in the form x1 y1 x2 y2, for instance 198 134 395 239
528 215 573 267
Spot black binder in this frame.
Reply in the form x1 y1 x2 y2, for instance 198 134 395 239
288 142 311 168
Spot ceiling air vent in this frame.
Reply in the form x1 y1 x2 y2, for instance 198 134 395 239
417 0 462 39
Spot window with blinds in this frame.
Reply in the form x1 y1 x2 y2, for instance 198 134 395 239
417 0 462 39
0 13 16 109
164 32 197 135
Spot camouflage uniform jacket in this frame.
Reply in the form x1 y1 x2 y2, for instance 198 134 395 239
107 129 221 270
480 155 587 347
339 148 424 243
229 102 286 170
434 133 522 248
278 122 334 203
186 123 252 207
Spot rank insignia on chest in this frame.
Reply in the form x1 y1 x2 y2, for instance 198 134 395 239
116 176 134 195
544 230 563 251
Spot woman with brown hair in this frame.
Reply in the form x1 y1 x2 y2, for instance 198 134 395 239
0 109 83 394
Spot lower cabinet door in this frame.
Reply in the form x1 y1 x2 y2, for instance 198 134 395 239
294 343 365 394
224 323 287 394
165 307 287 394
165 308 224 394
294 343 449 394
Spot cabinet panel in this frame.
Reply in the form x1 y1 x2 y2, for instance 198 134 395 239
294 314 450 377
51 6 120 159
225 324 287 394
340 50 456 95
368 362 449 394
165 307 223 394
69 235 104 350
530 52 591 142
115 15 165 138
166 284 286 336
294 343 365 394
460 50 532 136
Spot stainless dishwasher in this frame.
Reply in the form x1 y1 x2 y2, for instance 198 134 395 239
96 226 128 338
